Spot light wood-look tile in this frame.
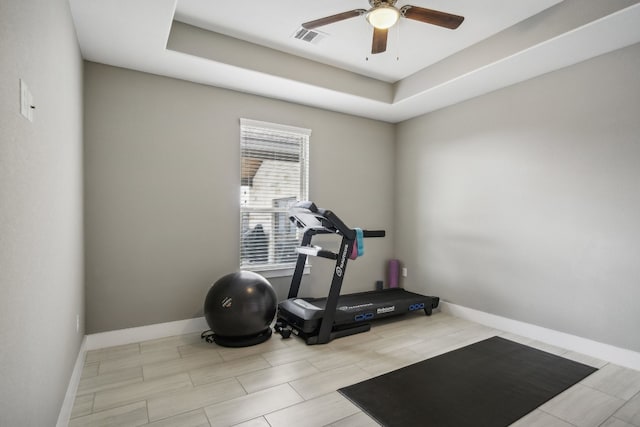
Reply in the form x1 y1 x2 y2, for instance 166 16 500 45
355 333 425 355
600 418 637 427
343 331 420 353
99 347 180 374
525 340 568 356
375 333 427 354
261 342 333 367
409 326 496 358
430 314 477 330
85 343 140 364
614 392 640 426
562 351 608 369
509 409 574 426
148 377 246 422
498 332 535 346
204 383 303 426
307 347 368 371
289 364 371 400
231 417 271 427
541 383 625 427
68 401 148 427
237 360 320 394
178 341 219 358
216 336 291 362
77 366 143 396
326 330 384 349
93 372 193 412
70 394 94 419
142 349 223 380
405 319 461 340
140 333 203 354
327 411 379 427
581 364 640 400
145 409 211 427
356 347 424 377
367 313 434 337
189 355 271 386
265 391 360 427
81 361 100 379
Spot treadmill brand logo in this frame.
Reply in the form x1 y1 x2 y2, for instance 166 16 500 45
339 303 373 311
377 306 395 314
336 244 349 277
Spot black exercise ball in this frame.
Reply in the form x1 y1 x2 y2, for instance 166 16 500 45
204 271 277 347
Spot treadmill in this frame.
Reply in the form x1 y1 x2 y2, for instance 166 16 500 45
274 201 439 345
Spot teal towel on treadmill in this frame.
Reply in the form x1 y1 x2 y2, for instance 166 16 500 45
355 228 364 257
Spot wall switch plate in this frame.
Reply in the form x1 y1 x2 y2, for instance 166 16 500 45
76 314 80 333
402 267 408 277
20 79 34 122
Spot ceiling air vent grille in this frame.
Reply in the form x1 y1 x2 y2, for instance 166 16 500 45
292 27 326 44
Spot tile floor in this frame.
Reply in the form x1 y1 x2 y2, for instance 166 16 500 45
69 312 640 427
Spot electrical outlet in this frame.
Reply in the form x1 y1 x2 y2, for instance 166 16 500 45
402 267 408 277
76 314 80 333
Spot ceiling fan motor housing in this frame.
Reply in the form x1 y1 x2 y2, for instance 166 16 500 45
369 0 398 8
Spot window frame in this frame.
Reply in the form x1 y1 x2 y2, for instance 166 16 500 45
239 118 311 278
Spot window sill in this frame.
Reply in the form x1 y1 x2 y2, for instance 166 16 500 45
242 264 311 279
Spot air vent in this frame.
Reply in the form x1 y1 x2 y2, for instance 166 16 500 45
292 27 326 44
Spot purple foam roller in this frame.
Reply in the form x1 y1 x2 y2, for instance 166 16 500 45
388 259 400 288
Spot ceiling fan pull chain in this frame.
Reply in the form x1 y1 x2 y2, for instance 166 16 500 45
395 19 400 61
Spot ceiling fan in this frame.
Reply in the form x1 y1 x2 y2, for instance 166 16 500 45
302 0 465 55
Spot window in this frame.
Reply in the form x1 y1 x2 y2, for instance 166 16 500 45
240 118 310 276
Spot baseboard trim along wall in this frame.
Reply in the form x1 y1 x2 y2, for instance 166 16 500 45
83 306 640 371
85 317 209 350
56 336 87 427
440 301 640 371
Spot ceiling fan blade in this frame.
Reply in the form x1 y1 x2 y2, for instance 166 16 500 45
302 9 366 30
401 6 464 29
371 28 388 54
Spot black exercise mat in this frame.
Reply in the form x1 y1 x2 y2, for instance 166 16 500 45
339 336 597 427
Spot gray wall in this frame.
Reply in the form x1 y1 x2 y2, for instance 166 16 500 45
396 43 640 352
84 62 395 333
0 0 84 426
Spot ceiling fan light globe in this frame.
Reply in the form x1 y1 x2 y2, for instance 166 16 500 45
366 6 400 29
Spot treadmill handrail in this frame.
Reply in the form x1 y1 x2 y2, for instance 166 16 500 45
296 245 338 260
289 201 385 240
362 230 385 238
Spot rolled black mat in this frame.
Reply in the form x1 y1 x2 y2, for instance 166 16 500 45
339 336 597 427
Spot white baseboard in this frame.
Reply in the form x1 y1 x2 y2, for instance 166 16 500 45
85 317 208 350
440 301 640 371
56 336 87 427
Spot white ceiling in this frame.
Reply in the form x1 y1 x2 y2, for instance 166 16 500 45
69 0 640 122
174 0 561 83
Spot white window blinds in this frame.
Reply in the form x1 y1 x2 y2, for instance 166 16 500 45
240 118 310 272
